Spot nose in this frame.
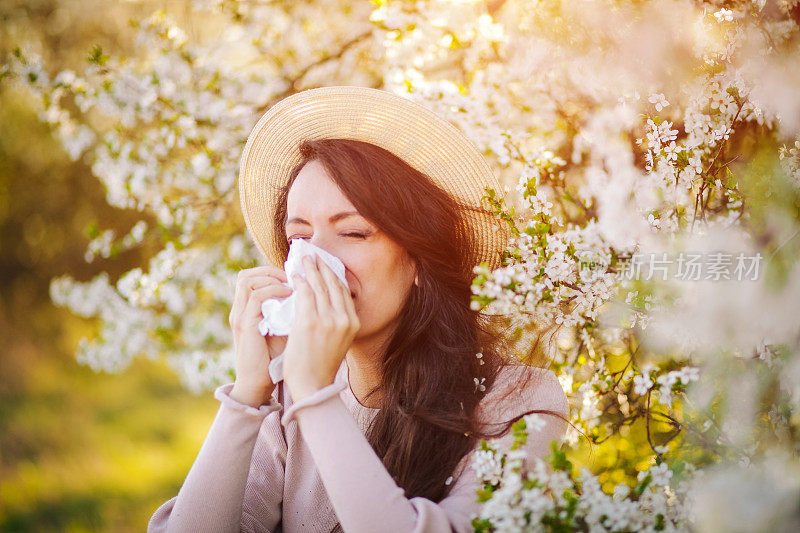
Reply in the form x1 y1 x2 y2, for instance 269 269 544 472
308 236 355 297
308 235 335 257
307 235 342 271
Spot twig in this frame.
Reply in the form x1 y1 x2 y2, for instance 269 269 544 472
645 389 658 455
691 100 746 232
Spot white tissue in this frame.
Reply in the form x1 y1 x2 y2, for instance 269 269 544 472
258 238 350 383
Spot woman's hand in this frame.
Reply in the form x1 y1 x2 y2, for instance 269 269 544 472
228 265 293 407
282 254 360 402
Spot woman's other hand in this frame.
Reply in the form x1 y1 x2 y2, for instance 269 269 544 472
228 265 293 407
283 254 360 402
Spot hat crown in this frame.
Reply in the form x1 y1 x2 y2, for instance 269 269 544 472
239 85 510 270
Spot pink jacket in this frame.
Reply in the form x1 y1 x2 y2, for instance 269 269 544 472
147 358 568 532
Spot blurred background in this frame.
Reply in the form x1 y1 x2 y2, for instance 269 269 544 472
1 2 218 530
2 0 799 530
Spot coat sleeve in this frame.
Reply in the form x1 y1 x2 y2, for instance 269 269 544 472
146 383 285 533
281 366 568 533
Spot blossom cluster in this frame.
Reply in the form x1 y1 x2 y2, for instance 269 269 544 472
470 418 693 532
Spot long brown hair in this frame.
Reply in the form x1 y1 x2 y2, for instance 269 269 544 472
271 138 566 503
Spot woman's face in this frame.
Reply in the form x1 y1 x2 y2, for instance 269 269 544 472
284 159 417 342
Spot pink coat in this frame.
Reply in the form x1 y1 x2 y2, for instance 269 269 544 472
147 358 568 532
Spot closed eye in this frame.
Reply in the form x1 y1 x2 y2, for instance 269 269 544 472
287 233 369 240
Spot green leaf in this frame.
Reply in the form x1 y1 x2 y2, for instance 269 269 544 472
476 487 495 503
471 273 488 286
471 517 493 532
88 44 109 65
522 478 541 490
84 220 100 239
547 442 573 475
635 473 652 496
510 418 529 449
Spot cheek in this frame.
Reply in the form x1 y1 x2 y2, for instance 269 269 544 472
355 271 407 317
337 248 380 290
338 244 409 311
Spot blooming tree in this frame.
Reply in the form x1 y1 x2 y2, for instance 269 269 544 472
5 0 800 530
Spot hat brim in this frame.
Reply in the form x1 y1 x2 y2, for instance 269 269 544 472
238 85 510 270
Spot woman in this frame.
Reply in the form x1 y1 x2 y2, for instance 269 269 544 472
148 87 569 533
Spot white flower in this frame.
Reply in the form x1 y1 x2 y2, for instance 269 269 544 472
648 93 670 112
472 449 502 485
634 373 654 395
649 462 674 486
523 413 547 433
713 9 735 23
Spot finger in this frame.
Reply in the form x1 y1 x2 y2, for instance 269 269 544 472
318 258 348 316
242 281 292 316
292 273 317 320
231 272 288 324
240 284 292 329
251 283 293 302
234 267 288 305
247 265 289 281
339 274 359 331
231 274 261 325
249 277 286 293
317 258 358 331
314 255 342 316
301 255 331 310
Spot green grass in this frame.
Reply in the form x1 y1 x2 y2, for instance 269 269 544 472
0 346 219 532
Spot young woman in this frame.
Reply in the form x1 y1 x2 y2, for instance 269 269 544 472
148 87 569 533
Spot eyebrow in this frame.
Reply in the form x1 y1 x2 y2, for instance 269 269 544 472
285 211 364 227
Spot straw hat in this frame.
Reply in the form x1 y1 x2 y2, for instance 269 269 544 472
238 85 510 271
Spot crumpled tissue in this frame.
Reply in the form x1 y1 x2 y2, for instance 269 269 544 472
258 238 350 384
